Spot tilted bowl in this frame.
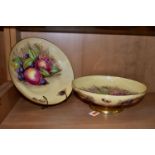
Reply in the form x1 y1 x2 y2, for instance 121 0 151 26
9 37 74 105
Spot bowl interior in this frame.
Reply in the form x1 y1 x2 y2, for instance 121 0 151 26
73 75 147 95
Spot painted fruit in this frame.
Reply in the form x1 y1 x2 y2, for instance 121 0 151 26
18 73 24 81
24 68 41 85
23 53 29 59
39 78 47 85
36 57 52 72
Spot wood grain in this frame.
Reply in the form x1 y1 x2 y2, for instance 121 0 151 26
3 28 11 80
0 30 7 84
0 93 155 129
21 32 155 92
0 82 20 123
10 28 21 48
16 26 155 36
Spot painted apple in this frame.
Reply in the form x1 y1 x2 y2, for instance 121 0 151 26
24 68 42 85
36 58 52 72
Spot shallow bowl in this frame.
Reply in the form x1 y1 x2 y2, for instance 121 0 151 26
72 75 147 114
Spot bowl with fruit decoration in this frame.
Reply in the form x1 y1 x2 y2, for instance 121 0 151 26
72 75 147 114
9 37 74 105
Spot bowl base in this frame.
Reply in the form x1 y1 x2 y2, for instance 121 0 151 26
89 104 123 115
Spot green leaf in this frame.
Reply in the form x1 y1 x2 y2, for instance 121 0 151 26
40 68 50 77
12 57 22 69
51 65 60 74
12 56 22 63
23 58 33 69
28 49 38 60
34 50 39 57
32 44 40 54
12 61 20 69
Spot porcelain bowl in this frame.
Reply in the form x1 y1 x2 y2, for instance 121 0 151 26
72 75 147 109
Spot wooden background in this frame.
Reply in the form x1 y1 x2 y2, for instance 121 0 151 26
20 31 155 92
0 29 7 84
1 27 155 92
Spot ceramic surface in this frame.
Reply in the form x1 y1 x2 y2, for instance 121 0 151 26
9 38 74 105
72 75 147 108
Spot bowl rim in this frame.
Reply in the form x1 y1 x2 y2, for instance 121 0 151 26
72 75 147 97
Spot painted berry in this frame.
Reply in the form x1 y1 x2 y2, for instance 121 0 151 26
18 73 24 81
19 67 24 73
23 53 29 59
40 78 47 85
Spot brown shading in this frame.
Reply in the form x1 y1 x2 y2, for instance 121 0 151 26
75 91 96 103
32 96 48 105
17 26 155 36
102 98 111 103
120 97 143 107
0 82 21 123
58 89 68 99
1 93 153 129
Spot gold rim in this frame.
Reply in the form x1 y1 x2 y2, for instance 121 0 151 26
89 103 123 115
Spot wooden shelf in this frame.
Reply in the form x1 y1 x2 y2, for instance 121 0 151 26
1 27 155 128
1 86 155 128
11 26 155 36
